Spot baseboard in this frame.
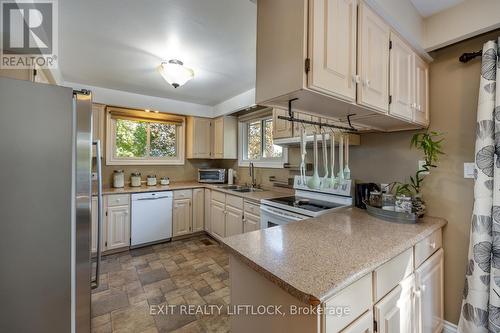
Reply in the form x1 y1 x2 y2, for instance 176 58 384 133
443 320 458 333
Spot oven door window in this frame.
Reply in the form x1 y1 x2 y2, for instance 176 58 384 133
200 171 221 181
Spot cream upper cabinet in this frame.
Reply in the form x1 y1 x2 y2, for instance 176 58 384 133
357 2 390 113
389 33 414 121
212 116 237 159
92 103 106 157
374 274 414 333
272 108 293 139
308 0 357 101
192 188 204 232
186 117 212 159
204 189 212 233
106 205 130 250
414 56 429 126
225 206 244 237
173 198 192 237
211 199 226 239
415 249 444 333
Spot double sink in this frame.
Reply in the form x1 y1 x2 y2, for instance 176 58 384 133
217 185 264 193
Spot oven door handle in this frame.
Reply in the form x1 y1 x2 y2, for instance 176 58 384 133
260 205 306 221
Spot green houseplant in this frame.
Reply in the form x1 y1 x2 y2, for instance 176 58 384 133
392 131 445 215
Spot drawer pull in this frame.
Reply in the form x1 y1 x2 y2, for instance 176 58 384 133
430 241 436 249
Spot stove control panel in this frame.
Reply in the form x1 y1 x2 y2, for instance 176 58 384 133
293 176 352 197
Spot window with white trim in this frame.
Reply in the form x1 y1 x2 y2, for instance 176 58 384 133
239 117 287 168
106 108 185 165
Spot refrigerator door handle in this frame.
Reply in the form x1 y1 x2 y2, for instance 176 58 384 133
91 140 103 289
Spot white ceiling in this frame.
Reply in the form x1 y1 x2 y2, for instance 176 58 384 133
59 0 256 106
409 0 465 17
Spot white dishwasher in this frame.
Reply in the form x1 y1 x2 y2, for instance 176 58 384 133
131 191 173 247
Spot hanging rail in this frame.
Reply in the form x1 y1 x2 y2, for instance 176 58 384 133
459 50 482 63
278 98 358 132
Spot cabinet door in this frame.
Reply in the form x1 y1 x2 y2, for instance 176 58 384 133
213 117 224 158
173 198 192 237
309 0 357 101
358 3 390 113
243 212 261 233
272 108 293 139
226 206 243 237
92 104 105 157
91 197 98 253
415 249 443 333
192 188 204 232
211 200 226 238
106 205 130 250
414 56 429 126
193 118 212 158
204 189 211 233
389 33 414 121
374 274 414 333
341 310 373 333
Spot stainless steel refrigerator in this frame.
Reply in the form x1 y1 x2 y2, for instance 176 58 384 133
0 77 103 333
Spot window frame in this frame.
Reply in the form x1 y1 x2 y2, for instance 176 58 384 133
238 116 288 169
106 109 185 165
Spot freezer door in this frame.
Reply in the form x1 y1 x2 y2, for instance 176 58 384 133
0 77 92 333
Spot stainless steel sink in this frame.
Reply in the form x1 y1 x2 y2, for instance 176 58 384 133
216 185 264 193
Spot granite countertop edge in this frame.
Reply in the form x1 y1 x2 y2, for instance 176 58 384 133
221 211 447 305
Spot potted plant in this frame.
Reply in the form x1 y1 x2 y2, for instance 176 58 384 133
391 131 445 216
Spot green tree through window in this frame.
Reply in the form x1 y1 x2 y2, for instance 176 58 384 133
115 118 177 159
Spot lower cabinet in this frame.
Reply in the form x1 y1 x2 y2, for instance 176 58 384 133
204 189 211 233
105 203 130 251
211 199 226 239
243 212 260 233
374 274 414 333
192 188 205 232
91 197 99 254
225 205 244 237
415 249 444 333
173 198 192 237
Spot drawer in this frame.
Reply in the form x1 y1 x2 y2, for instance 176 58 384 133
211 190 226 204
106 194 129 207
244 201 260 216
340 310 373 333
226 194 243 209
415 229 442 268
325 273 372 333
173 189 192 199
373 247 413 302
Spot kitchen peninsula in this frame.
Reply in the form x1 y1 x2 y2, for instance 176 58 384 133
222 208 446 333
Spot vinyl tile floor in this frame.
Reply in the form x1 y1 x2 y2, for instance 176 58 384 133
91 235 230 333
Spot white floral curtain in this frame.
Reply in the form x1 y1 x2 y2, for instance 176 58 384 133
459 39 500 332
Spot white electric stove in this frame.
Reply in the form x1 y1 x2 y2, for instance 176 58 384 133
260 176 353 229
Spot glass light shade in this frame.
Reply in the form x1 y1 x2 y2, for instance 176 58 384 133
159 60 194 88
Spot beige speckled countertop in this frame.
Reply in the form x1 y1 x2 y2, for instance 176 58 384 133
221 207 447 306
96 181 293 203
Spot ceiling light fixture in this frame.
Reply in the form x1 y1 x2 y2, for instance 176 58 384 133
159 59 194 88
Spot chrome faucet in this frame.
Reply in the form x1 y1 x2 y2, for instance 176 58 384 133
249 162 257 189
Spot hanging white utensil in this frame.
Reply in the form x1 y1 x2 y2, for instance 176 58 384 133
321 132 329 188
307 132 321 189
344 134 351 180
330 132 337 186
338 133 345 183
299 128 306 185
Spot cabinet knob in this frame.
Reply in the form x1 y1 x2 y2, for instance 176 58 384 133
352 75 361 84
429 241 436 249
411 103 416 109
418 105 422 111
364 79 370 87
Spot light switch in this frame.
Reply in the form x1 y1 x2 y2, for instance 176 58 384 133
464 163 475 179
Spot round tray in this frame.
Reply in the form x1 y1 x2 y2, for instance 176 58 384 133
365 203 419 224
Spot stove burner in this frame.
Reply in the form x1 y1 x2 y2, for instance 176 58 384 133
294 199 310 207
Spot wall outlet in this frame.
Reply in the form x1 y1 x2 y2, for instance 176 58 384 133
418 160 429 175
464 163 475 179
